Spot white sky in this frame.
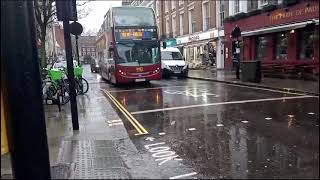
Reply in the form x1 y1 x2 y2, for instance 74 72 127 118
77 0 122 34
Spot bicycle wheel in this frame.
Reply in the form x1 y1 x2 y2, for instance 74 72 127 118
42 80 57 99
59 80 70 105
76 77 89 95
80 78 89 94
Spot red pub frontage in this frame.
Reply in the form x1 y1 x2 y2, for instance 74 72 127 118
224 1 319 74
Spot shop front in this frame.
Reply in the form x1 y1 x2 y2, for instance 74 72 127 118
224 1 319 71
175 29 218 68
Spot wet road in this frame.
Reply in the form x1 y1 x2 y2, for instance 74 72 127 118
100 77 319 179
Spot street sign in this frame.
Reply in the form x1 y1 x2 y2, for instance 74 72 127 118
165 39 177 47
70 22 83 36
56 0 77 21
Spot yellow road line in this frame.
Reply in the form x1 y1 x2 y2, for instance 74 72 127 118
103 89 148 134
104 90 148 134
101 90 143 134
101 89 148 135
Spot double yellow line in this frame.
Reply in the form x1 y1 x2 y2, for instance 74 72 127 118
101 89 148 135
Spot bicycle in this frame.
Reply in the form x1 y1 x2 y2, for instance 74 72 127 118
42 68 70 106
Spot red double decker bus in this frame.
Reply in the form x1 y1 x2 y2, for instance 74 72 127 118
96 7 161 85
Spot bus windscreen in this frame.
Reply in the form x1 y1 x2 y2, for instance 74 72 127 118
113 7 155 26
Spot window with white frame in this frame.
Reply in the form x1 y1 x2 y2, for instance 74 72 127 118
219 0 225 27
165 1 169 12
234 0 240 13
171 0 176 10
259 0 277 8
156 0 160 17
179 13 184 36
188 8 195 34
179 0 184 6
165 17 170 36
172 15 176 37
202 1 209 31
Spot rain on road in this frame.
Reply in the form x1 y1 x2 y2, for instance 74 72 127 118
100 77 319 179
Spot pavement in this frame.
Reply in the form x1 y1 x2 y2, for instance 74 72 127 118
1 65 319 179
188 69 319 96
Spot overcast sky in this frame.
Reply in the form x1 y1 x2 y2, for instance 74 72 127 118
77 0 122 35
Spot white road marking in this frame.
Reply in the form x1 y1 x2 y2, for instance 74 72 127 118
265 117 272 120
288 115 295 118
145 137 155 141
169 172 197 179
131 96 316 115
107 85 206 93
107 119 122 123
170 121 176 126
108 122 123 126
216 124 224 127
241 121 249 123
308 112 315 115
188 128 196 131
159 132 166 135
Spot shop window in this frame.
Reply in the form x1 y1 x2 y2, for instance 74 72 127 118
299 30 314 60
190 47 194 62
196 46 201 61
275 33 288 60
256 36 268 60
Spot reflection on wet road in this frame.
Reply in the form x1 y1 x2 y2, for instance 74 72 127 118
100 78 319 179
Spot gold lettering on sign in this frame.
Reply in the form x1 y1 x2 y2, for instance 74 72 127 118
270 5 319 22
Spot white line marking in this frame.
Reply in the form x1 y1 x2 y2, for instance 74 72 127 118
288 114 295 118
108 122 124 126
265 117 272 120
158 132 166 135
131 96 316 114
188 128 196 131
107 85 205 93
107 119 122 123
308 112 315 115
241 121 249 123
169 172 197 179
216 124 224 127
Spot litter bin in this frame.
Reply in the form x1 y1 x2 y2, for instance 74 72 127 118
241 60 261 83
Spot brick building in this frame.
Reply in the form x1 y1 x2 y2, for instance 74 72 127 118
73 36 97 59
223 0 319 71
131 0 228 69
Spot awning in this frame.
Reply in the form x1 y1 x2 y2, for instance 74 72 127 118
242 19 319 37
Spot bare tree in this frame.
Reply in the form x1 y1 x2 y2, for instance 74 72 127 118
34 0 92 68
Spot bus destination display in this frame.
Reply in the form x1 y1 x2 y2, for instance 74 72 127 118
116 28 157 40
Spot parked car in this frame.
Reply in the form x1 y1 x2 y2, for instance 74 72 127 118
161 47 188 78
90 58 99 73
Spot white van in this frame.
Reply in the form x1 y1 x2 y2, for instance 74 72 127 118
161 47 188 78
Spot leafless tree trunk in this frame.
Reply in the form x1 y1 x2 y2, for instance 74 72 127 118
34 0 92 68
